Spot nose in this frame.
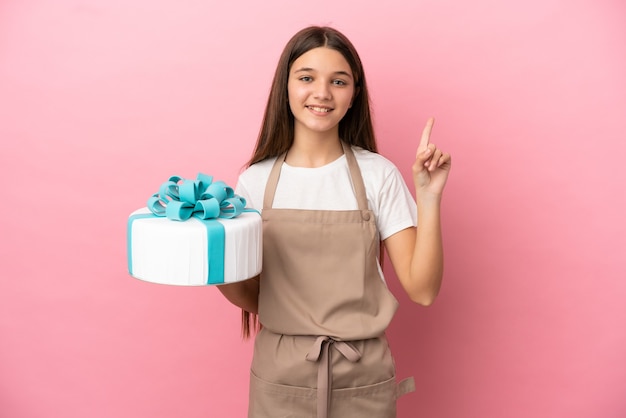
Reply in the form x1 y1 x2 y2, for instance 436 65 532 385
313 80 331 100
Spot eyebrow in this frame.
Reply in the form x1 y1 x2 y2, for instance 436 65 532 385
293 67 353 79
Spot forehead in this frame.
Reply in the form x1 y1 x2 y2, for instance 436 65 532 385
290 47 352 75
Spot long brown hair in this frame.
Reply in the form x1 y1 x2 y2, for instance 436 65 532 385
247 26 378 167
242 26 378 338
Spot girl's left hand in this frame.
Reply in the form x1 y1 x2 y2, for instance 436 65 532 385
412 117 451 199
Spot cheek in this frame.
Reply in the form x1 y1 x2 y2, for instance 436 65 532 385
287 85 296 107
340 89 356 108
287 82 303 104
288 100 297 116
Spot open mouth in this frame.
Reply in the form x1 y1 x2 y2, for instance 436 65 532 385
307 105 333 113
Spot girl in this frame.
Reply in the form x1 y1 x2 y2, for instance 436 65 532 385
218 26 451 418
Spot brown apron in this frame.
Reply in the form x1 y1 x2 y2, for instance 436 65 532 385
249 142 415 418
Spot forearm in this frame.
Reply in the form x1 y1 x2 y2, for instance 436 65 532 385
384 199 445 306
216 275 260 314
409 200 444 305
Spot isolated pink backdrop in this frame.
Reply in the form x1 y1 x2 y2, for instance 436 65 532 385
1 1 625 417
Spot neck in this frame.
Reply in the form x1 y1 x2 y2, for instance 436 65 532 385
287 129 344 168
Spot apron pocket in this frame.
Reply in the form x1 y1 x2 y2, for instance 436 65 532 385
249 371 317 418
249 371 402 418
331 375 398 418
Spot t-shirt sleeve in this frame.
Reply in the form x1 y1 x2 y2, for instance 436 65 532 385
234 159 274 212
376 166 418 241
235 178 254 210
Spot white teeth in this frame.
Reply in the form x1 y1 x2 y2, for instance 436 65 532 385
309 106 331 113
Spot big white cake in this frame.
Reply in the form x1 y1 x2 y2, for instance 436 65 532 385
127 174 262 286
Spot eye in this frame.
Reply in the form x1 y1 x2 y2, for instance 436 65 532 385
332 79 348 86
299 76 313 82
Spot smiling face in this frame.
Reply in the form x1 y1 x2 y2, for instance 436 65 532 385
287 47 355 140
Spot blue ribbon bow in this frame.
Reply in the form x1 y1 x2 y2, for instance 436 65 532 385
146 173 247 221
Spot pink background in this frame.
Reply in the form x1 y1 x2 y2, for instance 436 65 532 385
1 0 625 417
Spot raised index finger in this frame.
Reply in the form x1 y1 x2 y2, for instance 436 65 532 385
417 117 435 154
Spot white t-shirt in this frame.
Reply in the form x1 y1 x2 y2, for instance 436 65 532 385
235 146 417 241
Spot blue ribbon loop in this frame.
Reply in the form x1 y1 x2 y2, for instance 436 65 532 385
146 173 247 221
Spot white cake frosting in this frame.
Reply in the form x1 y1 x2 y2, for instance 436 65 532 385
128 207 262 286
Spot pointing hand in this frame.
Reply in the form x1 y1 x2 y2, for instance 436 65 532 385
412 117 451 199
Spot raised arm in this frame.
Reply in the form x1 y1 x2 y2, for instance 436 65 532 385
383 118 451 306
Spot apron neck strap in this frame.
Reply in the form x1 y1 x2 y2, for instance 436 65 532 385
263 151 287 209
342 142 369 211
